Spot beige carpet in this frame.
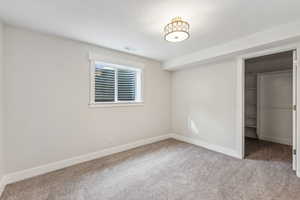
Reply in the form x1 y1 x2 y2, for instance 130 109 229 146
1 138 300 200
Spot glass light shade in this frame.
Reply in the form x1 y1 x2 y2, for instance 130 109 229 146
164 17 190 42
165 31 189 42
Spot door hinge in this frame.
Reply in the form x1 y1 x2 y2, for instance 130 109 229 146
293 105 297 111
293 149 296 155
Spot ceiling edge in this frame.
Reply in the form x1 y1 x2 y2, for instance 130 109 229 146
163 20 300 71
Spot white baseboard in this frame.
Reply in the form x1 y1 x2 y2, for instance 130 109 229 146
259 135 291 146
170 134 241 159
0 132 242 197
0 176 7 198
3 134 172 187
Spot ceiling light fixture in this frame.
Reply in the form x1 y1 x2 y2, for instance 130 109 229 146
164 17 190 42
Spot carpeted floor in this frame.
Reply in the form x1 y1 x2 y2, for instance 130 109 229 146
1 138 300 200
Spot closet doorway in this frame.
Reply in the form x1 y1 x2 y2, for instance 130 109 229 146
244 50 296 171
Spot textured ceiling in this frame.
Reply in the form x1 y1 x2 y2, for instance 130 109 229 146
0 0 300 61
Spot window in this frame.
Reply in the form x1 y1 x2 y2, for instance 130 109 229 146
90 61 143 106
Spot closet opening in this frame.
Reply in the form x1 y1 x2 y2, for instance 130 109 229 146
244 50 295 169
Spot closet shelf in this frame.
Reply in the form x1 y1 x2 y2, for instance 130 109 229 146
245 125 257 128
246 103 257 106
246 116 257 119
246 72 257 76
246 88 257 90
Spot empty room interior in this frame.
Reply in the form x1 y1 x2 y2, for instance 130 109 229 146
2 1 300 200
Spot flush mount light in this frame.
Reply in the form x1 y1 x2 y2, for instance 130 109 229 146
164 17 190 42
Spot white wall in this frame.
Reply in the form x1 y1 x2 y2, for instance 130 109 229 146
0 21 4 181
4 26 171 173
171 59 238 151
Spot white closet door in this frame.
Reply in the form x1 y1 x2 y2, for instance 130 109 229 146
258 71 292 145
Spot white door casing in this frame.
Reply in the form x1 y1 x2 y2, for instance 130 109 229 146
293 49 298 171
237 45 299 176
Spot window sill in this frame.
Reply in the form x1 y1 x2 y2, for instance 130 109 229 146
89 101 144 108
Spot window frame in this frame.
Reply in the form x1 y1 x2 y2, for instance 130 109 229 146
89 60 144 107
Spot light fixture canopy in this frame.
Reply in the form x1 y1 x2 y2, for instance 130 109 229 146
164 17 190 42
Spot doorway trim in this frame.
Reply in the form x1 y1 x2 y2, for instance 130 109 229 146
236 44 300 177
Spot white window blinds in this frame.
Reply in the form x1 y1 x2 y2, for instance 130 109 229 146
117 69 136 101
95 67 115 102
91 62 142 104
